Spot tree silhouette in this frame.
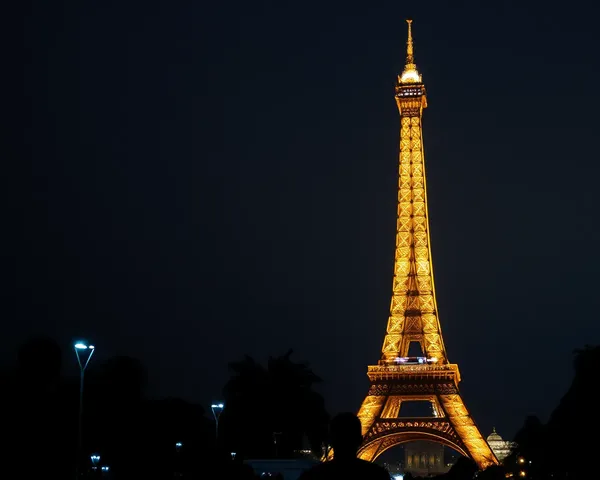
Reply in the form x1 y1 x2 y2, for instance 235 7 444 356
503 345 600 480
220 349 329 459
3 336 71 479
544 345 600 479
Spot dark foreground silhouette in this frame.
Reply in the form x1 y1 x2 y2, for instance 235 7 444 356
298 412 389 480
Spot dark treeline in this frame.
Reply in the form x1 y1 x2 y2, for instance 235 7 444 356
0 337 328 480
1 338 597 480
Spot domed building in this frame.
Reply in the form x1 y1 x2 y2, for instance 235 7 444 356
486 428 517 462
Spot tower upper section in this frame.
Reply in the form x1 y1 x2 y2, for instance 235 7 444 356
396 19 427 116
380 20 447 364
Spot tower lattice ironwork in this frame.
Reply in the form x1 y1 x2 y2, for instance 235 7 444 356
355 20 498 469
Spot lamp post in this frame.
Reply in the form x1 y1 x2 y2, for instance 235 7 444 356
90 454 100 476
273 432 282 458
174 442 183 477
74 342 95 479
210 403 224 440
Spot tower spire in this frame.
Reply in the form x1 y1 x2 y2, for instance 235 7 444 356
406 19 414 65
399 19 422 84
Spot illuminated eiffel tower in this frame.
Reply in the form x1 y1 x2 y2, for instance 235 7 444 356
355 20 498 469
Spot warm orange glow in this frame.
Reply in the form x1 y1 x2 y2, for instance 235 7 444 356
518 457 526 464
400 67 422 84
519 471 527 477
355 19 498 471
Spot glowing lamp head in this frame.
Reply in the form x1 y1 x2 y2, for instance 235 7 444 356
400 67 422 84
74 343 88 350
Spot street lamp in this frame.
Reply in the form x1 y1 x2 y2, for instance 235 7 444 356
90 454 100 473
211 403 224 439
74 342 95 479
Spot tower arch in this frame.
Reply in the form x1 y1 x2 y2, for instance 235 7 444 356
358 429 469 462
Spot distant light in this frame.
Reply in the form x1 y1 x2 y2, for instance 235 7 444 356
231 452 237 460
101 466 110 472
518 457 525 464
74 343 88 349
519 471 526 477
88 345 95 349
394 475 404 480
211 403 224 409
429 357 438 363
90 454 101 462
175 442 182 448
218 403 224 408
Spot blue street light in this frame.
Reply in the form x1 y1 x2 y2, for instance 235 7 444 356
74 341 95 480
211 403 224 439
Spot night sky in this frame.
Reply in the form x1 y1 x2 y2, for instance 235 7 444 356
6 0 600 441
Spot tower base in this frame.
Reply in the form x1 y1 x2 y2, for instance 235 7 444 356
356 364 497 469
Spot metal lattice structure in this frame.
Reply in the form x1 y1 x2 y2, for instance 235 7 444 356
356 20 498 470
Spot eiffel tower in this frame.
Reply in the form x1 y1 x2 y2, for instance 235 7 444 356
355 20 498 469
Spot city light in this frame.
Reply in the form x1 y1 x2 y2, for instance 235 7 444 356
74 343 88 349
519 471 526 477
211 402 225 439
101 466 110 472
393 475 404 480
518 457 526 464
175 442 182 448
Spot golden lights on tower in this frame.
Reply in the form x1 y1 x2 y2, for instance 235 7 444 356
354 20 498 470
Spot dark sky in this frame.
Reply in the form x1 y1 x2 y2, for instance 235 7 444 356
6 0 600 441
